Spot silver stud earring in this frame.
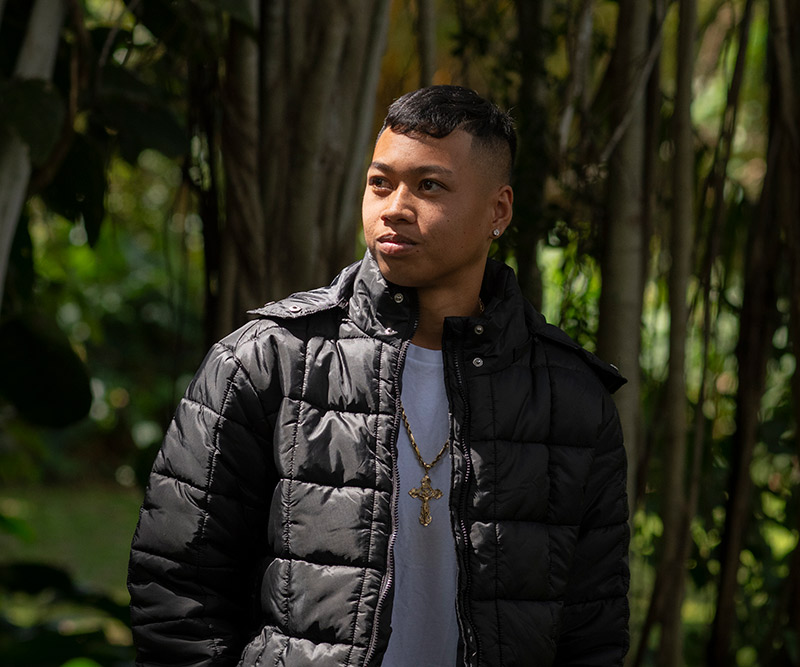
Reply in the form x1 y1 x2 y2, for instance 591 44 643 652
492 228 500 237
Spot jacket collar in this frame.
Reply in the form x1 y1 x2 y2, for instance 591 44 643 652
439 258 535 371
347 251 418 345
248 252 415 346
252 251 536 352
345 251 536 355
249 251 625 392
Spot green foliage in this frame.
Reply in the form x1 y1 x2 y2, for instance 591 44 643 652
0 0 211 478
0 512 34 543
61 660 104 667
538 222 601 350
0 146 205 485
0 483 139 666
0 562 133 667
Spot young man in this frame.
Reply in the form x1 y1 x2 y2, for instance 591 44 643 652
128 85 629 667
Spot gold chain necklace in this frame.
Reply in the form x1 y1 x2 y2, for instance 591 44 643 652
401 405 449 526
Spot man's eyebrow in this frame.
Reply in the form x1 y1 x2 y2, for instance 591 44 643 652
368 161 454 177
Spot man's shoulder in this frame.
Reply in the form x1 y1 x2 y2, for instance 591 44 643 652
484 260 626 395
216 259 363 354
529 314 626 394
247 260 360 322
217 296 345 361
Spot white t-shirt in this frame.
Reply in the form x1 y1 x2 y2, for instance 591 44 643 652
381 344 459 666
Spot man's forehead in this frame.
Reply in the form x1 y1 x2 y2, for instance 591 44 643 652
371 128 474 164
368 160 455 177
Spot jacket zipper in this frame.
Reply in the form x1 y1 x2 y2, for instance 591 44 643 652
363 335 413 665
451 341 481 666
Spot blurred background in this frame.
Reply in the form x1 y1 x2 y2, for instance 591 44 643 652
0 0 797 665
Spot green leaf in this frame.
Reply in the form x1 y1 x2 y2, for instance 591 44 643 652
0 620 132 665
0 313 92 427
101 98 188 161
88 26 133 57
122 0 188 45
1 211 35 315
98 62 165 106
0 78 65 164
41 133 107 246
0 513 35 541
60 659 104 667
97 66 188 161
0 562 75 594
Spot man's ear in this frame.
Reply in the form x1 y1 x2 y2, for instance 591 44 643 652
491 185 514 237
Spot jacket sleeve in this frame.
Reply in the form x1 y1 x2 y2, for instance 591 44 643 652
128 338 276 667
554 398 630 666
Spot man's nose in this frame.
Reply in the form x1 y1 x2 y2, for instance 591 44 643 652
381 185 415 224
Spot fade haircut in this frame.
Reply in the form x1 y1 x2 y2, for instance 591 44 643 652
379 85 516 184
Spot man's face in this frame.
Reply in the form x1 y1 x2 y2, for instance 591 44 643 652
362 128 511 293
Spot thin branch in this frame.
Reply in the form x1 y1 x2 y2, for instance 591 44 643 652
694 0 754 301
95 0 142 95
558 0 594 158
599 15 665 164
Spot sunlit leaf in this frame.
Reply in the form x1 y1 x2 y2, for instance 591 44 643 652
60 659 104 667
122 0 188 45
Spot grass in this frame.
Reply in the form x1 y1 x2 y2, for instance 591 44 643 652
0 482 144 602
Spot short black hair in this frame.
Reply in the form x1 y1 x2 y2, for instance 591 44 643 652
379 85 516 183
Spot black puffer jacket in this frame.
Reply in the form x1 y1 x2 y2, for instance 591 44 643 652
128 252 629 667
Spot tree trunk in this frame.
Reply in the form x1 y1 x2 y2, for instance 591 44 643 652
512 0 552 310
770 0 800 655
633 0 664 510
656 1 696 664
256 0 391 304
187 57 223 350
707 151 780 667
216 0 264 340
0 0 66 314
416 0 436 87
705 3 767 663
596 0 651 514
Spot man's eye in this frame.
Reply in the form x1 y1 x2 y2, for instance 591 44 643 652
369 176 390 190
420 179 442 192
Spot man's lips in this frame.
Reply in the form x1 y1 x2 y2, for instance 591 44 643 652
377 232 416 245
376 233 417 254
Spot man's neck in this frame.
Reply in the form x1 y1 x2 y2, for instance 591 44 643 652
411 284 483 350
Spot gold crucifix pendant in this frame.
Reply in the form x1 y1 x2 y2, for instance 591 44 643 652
409 473 443 526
